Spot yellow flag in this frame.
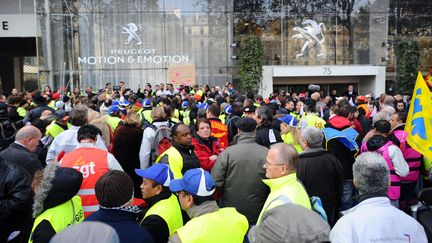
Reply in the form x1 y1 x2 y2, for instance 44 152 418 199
405 72 432 159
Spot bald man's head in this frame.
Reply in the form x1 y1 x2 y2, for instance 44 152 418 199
311 92 321 101
15 125 42 153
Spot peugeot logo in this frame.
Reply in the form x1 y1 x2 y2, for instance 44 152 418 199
121 23 142 45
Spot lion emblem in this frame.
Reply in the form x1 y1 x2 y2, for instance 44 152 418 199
292 20 327 59
121 23 142 45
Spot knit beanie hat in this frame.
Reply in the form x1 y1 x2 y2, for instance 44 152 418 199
95 171 134 207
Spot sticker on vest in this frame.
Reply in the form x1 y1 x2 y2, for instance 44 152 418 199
269 129 277 143
72 158 96 178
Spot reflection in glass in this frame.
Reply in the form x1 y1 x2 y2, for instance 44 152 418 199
35 0 412 90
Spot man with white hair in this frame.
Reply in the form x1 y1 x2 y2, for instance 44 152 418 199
257 143 311 224
381 95 396 115
298 127 343 226
46 105 106 164
330 152 427 243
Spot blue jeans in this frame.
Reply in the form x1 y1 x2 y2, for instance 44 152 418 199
341 180 357 211
390 199 399 208
245 224 255 243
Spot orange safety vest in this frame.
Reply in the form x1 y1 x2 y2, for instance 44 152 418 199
60 147 109 218
209 119 228 150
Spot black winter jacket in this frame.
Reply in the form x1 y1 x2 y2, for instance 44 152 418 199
298 148 344 226
0 159 33 243
0 143 44 180
140 189 172 243
255 122 283 148
158 142 200 175
324 116 361 180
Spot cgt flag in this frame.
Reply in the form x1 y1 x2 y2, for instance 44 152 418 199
405 72 432 159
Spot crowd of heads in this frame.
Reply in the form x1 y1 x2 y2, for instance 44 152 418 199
2 80 428 243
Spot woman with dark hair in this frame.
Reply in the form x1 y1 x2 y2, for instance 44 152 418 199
191 118 221 171
43 85 52 96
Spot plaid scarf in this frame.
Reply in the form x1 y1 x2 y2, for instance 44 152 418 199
99 205 142 214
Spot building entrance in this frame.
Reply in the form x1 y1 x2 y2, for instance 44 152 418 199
274 83 358 97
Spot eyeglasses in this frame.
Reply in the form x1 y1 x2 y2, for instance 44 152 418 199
265 161 285 167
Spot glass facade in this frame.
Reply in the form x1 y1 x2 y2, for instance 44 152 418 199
36 0 233 90
233 0 389 66
35 0 431 92
388 0 432 71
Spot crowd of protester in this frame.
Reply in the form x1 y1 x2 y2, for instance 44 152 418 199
0 81 431 243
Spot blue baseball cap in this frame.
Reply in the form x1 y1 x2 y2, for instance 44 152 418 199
108 105 121 115
135 164 173 187
196 102 209 110
142 99 151 107
112 100 121 106
277 114 298 127
169 168 215 197
181 101 189 108
224 105 232 115
119 100 130 106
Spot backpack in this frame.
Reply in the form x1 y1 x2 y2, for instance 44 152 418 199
0 119 17 152
145 123 172 165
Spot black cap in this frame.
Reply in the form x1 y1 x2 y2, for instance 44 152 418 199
33 94 47 104
304 98 316 109
235 117 257 132
242 105 256 113
63 95 70 103
77 124 102 139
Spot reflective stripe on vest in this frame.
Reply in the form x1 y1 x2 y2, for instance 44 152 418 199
155 147 183 179
393 130 421 182
176 208 248 243
361 141 400 200
60 147 109 217
29 196 83 243
182 110 191 125
142 194 183 236
209 120 228 150
261 195 292 213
